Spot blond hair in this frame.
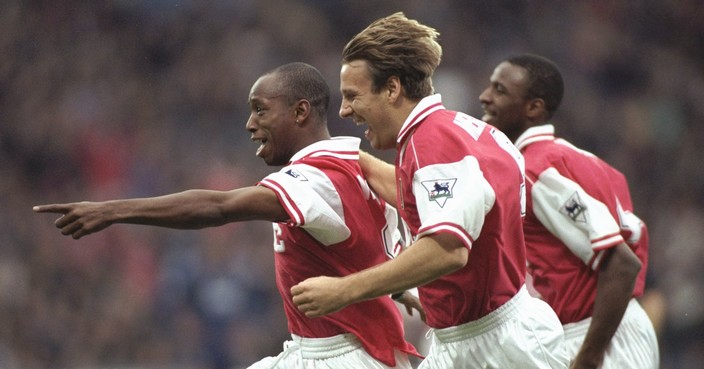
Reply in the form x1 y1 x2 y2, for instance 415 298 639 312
342 12 442 99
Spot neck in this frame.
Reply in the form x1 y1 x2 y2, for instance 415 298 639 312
297 126 331 151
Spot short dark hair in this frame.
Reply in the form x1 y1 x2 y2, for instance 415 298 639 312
505 54 564 119
342 12 442 100
269 62 330 120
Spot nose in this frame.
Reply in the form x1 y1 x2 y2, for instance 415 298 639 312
478 88 491 105
245 114 257 132
339 99 352 119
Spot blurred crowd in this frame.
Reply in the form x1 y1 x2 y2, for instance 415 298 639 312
1 1 703 368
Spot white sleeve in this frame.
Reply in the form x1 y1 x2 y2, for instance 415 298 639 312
413 156 495 249
381 202 408 258
354 172 405 258
531 167 624 269
259 164 350 246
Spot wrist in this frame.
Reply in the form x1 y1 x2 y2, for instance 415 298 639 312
339 273 375 305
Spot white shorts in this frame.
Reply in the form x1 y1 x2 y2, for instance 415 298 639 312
247 333 413 369
419 286 569 369
563 298 659 369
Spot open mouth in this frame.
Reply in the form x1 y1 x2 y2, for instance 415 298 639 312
353 119 370 137
481 110 495 122
253 137 268 157
356 123 372 141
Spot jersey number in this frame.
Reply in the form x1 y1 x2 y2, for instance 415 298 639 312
273 223 285 253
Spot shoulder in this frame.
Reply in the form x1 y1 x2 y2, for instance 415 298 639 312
523 138 580 175
410 110 477 149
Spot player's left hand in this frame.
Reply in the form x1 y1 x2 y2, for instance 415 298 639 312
394 291 426 323
291 276 350 317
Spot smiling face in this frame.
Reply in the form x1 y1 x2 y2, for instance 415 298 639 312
479 61 532 142
339 60 398 150
246 73 298 166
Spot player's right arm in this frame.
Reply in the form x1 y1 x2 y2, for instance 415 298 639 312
291 232 467 317
33 187 288 239
358 151 396 205
571 242 641 369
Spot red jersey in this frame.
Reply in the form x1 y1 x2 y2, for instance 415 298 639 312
517 124 649 324
258 137 417 366
395 94 527 329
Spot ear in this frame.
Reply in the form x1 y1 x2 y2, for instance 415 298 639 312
294 99 311 123
526 98 546 120
386 76 402 102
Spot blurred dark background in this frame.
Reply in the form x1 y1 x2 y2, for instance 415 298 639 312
2 0 703 368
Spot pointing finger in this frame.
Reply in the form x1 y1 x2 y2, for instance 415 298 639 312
33 204 71 214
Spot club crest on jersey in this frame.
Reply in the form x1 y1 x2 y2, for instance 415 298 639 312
285 168 308 181
421 179 457 207
561 192 587 222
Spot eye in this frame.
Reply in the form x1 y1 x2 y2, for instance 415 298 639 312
341 91 356 102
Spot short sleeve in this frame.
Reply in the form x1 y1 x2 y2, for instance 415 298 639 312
531 167 624 269
259 163 350 246
412 156 495 249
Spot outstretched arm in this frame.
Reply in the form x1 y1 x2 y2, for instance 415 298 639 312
33 186 288 239
571 242 641 369
358 151 397 205
291 232 467 317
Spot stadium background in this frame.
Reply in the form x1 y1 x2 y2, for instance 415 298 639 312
2 0 703 368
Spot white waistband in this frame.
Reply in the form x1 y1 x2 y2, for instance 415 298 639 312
290 333 362 358
433 286 528 342
562 298 640 340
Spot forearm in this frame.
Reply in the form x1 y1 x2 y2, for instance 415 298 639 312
575 243 641 367
341 233 468 304
358 151 397 205
36 185 287 239
108 187 285 229
106 190 237 229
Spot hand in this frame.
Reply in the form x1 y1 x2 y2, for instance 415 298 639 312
33 202 113 239
394 291 426 323
569 352 601 369
291 276 351 317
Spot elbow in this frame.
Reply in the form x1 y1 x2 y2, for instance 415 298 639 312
423 233 469 276
626 255 642 279
609 243 642 281
621 246 642 278
443 244 469 273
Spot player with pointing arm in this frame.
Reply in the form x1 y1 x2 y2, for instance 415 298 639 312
35 62 421 369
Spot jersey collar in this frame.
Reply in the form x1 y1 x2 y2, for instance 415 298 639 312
397 94 445 145
514 124 555 151
289 136 361 162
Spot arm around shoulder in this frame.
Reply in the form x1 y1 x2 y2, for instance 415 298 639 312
358 150 397 205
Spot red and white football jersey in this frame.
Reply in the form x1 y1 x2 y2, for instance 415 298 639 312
258 137 417 366
517 124 649 324
394 94 527 329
